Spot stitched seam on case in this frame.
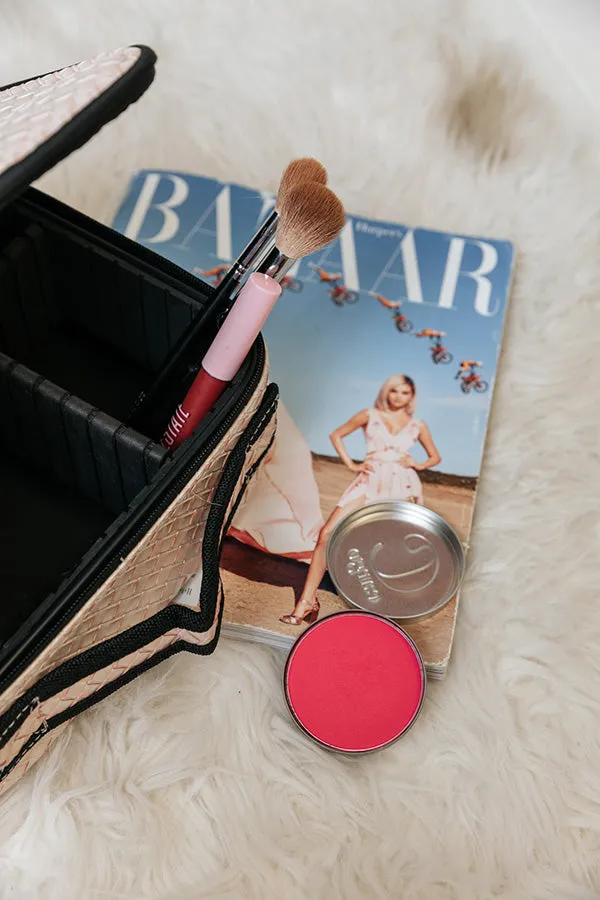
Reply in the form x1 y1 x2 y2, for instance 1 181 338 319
0 720 48 781
246 398 278 447
0 696 40 741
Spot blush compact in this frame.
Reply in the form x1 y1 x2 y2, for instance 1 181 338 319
282 502 465 752
284 610 426 754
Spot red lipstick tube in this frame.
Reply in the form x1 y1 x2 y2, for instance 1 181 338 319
161 273 282 449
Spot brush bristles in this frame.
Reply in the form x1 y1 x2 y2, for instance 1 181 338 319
275 183 346 259
276 157 328 209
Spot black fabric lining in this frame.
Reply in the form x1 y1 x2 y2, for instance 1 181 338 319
0 188 217 655
0 212 200 422
0 350 167 645
0 354 166 515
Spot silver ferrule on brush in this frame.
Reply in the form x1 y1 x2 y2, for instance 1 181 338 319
211 210 279 306
254 245 295 282
232 209 278 277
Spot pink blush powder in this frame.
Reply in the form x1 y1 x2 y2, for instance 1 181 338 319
284 611 425 753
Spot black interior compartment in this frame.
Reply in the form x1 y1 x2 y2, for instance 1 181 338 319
0 200 204 421
0 191 213 648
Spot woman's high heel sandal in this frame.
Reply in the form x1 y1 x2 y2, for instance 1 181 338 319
279 599 320 626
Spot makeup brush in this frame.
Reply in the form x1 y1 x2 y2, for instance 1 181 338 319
256 182 346 281
128 158 327 434
212 157 328 304
161 184 346 449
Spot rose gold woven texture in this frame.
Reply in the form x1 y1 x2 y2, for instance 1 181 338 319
0 722 69 796
0 364 268 715
0 47 141 175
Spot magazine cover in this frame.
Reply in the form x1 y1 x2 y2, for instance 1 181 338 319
112 170 515 676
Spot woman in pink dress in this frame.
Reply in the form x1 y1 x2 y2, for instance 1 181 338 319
280 374 442 625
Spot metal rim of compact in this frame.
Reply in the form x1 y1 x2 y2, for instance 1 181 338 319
326 500 466 622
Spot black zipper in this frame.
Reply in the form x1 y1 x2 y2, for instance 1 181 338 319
0 339 266 693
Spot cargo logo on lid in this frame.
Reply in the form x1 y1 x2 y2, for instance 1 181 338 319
346 549 381 604
346 532 440 602
329 500 465 622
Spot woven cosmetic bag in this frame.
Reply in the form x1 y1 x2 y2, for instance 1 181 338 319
0 45 277 793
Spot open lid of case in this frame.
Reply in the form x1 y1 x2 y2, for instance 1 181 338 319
0 45 156 214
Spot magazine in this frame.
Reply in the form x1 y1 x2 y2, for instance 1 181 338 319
112 170 515 677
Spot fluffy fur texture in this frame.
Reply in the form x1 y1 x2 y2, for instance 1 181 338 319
1 1 600 897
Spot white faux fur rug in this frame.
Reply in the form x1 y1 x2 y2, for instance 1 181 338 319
1 2 600 897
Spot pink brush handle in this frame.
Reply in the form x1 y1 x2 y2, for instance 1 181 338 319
161 273 282 449
202 273 281 380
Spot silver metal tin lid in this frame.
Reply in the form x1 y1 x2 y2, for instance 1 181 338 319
326 501 465 622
